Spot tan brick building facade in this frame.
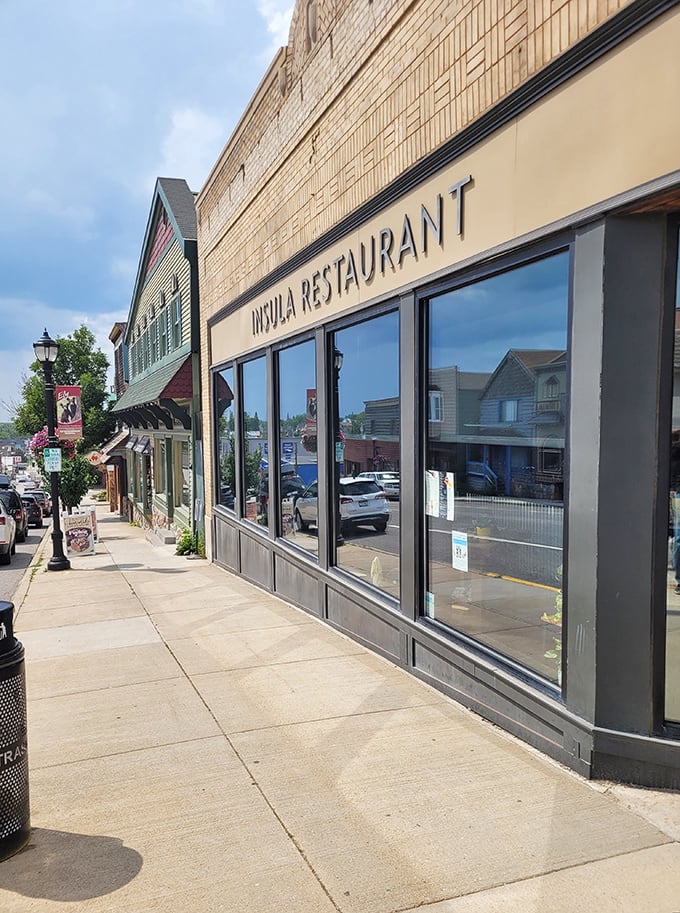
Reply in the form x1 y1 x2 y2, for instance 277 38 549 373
197 0 680 787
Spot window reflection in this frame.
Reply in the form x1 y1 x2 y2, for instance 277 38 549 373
333 311 400 598
277 339 318 554
426 252 569 683
666 231 680 723
215 367 235 510
242 357 269 526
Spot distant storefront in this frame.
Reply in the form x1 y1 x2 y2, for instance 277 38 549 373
113 178 202 543
197 0 680 787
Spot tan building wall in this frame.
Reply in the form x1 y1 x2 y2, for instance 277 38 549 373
196 0 640 532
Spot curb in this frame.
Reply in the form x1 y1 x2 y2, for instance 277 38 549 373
11 524 54 620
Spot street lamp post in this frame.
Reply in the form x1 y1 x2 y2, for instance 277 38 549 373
33 329 70 571
333 347 344 547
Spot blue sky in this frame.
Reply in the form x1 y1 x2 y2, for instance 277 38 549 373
0 0 294 423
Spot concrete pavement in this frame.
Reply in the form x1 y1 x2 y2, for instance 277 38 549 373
1 496 680 912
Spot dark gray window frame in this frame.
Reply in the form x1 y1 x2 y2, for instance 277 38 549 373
414 237 574 697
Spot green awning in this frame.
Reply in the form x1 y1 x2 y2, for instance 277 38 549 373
112 355 189 413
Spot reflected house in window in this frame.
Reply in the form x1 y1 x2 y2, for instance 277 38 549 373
426 366 490 484
470 349 567 499
428 367 490 441
345 396 400 471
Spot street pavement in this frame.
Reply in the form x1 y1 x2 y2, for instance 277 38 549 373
2 495 680 912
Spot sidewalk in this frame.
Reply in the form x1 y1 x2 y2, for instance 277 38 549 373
2 498 680 912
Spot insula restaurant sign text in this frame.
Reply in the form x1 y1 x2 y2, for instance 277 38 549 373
251 176 473 337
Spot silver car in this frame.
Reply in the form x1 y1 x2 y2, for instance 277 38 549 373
356 471 400 500
294 478 390 534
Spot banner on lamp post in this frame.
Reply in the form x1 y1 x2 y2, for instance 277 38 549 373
56 386 83 440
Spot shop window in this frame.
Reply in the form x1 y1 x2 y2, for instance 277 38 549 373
425 251 569 684
429 390 443 422
500 399 518 423
544 375 559 399
179 440 191 509
242 356 269 527
277 338 317 554
333 310 400 599
666 230 680 723
155 439 167 494
215 366 235 511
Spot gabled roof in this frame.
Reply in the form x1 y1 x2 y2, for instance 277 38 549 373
481 349 567 397
124 177 197 346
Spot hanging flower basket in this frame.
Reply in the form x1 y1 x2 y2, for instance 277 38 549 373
29 426 77 463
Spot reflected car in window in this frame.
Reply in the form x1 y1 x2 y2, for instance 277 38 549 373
21 494 43 528
294 478 390 534
32 489 52 517
356 471 400 500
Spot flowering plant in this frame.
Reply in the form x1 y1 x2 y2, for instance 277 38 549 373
29 427 77 461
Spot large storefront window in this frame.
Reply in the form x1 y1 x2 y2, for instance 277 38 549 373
278 339 317 553
425 252 569 682
333 311 400 598
215 367 235 510
242 356 269 526
666 232 680 723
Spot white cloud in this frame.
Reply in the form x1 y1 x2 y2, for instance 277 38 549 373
151 107 228 192
257 1 294 54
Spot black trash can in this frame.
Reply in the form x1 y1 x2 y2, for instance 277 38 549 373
0 601 30 861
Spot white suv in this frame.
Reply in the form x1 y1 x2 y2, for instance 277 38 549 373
356 471 400 500
0 498 17 565
294 478 390 534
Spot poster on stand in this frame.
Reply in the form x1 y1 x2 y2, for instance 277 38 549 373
63 512 96 557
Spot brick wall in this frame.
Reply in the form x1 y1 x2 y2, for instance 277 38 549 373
197 0 632 524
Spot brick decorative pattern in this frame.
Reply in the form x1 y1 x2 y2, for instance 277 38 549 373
197 0 633 516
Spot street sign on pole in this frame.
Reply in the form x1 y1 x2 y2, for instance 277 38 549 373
44 448 62 472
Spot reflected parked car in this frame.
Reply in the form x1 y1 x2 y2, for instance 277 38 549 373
21 494 43 528
32 489 52 517
356 471 400 500
0 498 16 565
0 488 28 542
294 477 390 534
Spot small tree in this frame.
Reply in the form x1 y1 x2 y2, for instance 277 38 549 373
14 325 115 452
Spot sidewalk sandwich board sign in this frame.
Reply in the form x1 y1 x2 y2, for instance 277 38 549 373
63 512 96 557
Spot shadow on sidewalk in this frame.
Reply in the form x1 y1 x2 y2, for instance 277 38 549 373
2 827 142 901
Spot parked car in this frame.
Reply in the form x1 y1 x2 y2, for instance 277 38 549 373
21 494 43 528
294 477 390 534
32 489 52 517
0 488 28 542
0 473 11 489
257 473 307 515
0 498 16 565
356 471 400 500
